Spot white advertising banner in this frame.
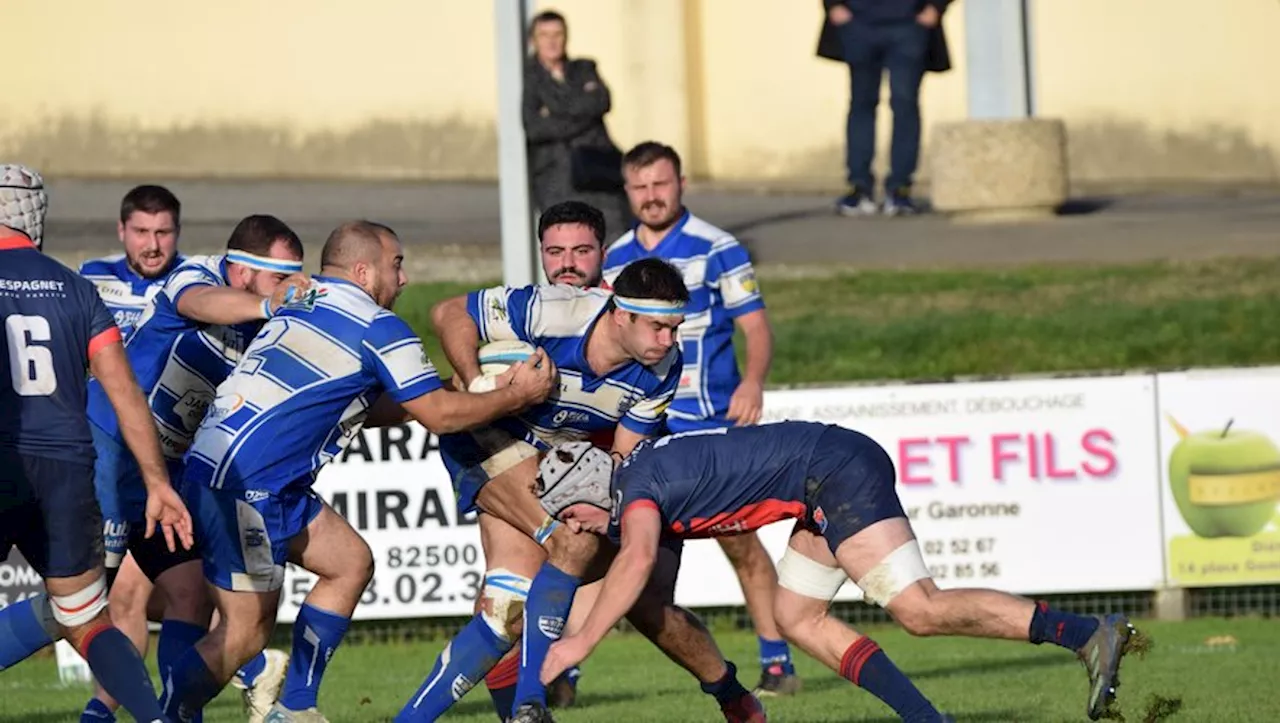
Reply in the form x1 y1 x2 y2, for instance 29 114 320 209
673 375 1167 607
1155 367 1280 588
278 423 484 623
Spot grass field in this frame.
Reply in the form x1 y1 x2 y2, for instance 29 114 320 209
394 257 1280 384
2 618 1275 722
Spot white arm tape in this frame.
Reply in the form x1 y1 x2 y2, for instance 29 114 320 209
855 539 931 607
50 575 109 628
777 546 848 602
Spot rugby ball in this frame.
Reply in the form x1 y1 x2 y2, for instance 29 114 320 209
467 340 537 393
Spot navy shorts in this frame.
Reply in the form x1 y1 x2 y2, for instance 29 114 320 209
803 426 906 554
91 422 199 582
0 449 104 579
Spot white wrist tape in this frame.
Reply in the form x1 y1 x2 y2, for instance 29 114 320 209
50 575 109 628
777 546 848 601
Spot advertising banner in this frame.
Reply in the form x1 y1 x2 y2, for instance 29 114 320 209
1156 368 1280 587
673 375 1166 607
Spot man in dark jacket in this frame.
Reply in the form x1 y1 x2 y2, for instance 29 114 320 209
523 11 632 243
817 0 951 217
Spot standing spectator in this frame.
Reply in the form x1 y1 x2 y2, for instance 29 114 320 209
604 142 801 698
523 10 632 243
817 0 952 216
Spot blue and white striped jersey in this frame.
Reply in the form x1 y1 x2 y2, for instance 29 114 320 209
78 253 183 341
185 276 442 494
467 284 680 446
602 211 764 427
85 255 262 461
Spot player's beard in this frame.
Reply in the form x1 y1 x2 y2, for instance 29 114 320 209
129 248 174 279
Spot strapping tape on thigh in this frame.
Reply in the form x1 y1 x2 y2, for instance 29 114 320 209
854 540 931 607
777 546 848 601
50 576 108 627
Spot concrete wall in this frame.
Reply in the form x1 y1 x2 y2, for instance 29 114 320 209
4 0 1278 187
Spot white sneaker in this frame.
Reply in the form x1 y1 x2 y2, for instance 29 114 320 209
263 702 330 723
235 649 291 723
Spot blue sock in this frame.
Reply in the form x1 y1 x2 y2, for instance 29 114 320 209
514 562 580 709
0 594 57 669
395 614 512 722
278 603 350 711
82 626 167 723
236 651 268 686
840 637 937 722
700 660 751 706
758 636 795 675
80 698 116 722
1029 601 1100 652
162 645 223 722
158 620 207 723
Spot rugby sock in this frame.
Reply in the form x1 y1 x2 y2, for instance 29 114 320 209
235 651 268 687
839 637 939 722
162 646 221 722
81 625 167 723
513 562 581 709
0 594 57 669
79 698 116 722
484 653 519 720
700 660 752 705
158 620 207 689
758 636 795 676
1029 600 1100 652
395 613 511 722
278 603 350 711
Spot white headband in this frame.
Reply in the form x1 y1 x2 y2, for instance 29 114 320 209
226 250 303 274
614 295 685 316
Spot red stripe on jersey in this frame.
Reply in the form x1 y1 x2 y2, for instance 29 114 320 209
622 499 659 526
87 326 122 359
0 235 37 250
673 499 807 537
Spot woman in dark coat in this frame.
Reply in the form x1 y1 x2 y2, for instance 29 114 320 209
523 11 633 244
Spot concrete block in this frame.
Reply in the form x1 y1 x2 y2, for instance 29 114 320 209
929 118 1069 222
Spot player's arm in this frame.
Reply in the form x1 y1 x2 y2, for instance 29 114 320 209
727 308 772 426
431 295 483 389
176 272 309 326
89 339 193 551
610 425 649 460
612 362 679 458
399 351 555 434
541 504 661 682
362 377 464 428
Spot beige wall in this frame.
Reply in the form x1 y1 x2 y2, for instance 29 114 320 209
4 0 1278 186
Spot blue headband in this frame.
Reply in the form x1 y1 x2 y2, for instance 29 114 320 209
226 250 303 274
614 295 686 316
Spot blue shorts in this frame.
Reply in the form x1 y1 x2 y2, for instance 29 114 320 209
803 426 906 554
439 426 540 516
90 422 196 581
184 481 324 593
0 449 103 579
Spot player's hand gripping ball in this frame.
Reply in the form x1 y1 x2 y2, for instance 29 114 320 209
467 340 538 392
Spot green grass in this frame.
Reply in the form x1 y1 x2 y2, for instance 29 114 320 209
3 619 1275 721
393 258 1280 385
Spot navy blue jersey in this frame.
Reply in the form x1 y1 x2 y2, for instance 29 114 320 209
1 235 120 462
609 422 830 541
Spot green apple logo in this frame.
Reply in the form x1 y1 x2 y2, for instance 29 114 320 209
1167 415 1280 538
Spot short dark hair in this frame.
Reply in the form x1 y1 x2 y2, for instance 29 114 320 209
226 214 303 258
610 258 689 309
529 10 566 33
623 141 682 178
320 219 398 269
120 184 181 226
537 200 606 245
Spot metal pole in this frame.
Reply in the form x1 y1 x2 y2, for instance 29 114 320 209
494 0 536 286
964 0 1033 119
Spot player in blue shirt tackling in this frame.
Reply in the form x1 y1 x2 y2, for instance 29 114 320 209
160 221 556 723
537 423 1146 722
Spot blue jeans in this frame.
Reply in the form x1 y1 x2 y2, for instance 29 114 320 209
839 19 930 193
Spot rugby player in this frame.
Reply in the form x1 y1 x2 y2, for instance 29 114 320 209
538 423 1145 722
160 220 555 723
604 141 797 695
85 214 307 722
0 163 191 723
